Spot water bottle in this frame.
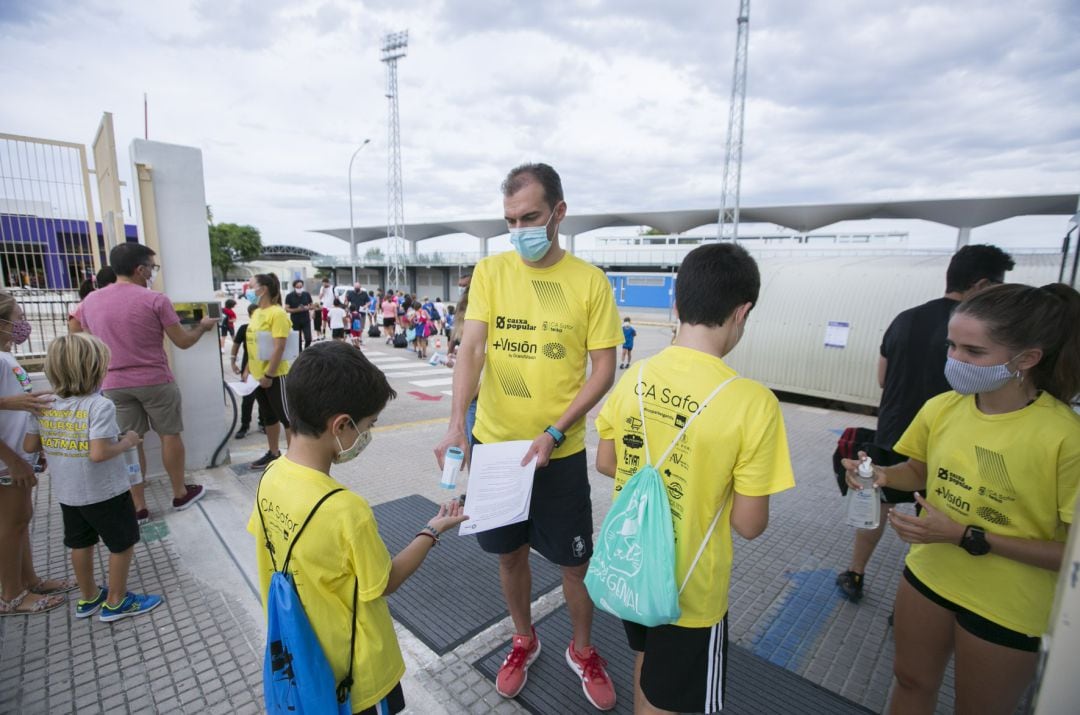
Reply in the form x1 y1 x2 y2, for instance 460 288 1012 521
845 457 880 529
121 437 142 486
440 447 464 489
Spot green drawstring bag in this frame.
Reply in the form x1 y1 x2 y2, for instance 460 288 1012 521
585 364 738 627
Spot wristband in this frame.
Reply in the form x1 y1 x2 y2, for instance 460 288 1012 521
416 525 439 546
544 425 565 448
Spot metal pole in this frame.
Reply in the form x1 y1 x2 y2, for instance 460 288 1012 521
348 139 371 284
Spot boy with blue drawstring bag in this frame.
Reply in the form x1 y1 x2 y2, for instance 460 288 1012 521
593 243 795 714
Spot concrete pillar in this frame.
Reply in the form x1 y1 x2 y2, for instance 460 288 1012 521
566 233 576 254
956 226 971 248
479 236 488 257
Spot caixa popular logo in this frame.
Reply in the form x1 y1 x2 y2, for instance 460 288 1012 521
495 315 537 331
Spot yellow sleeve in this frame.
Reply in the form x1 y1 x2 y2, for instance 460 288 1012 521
271 308 292 338
345 504 393 602
1058 433 1080 525
732 391 796 497
467 260 492 325
893 395 944 462
586 271 623 350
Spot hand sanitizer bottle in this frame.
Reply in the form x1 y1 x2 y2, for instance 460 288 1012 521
845 457 880 529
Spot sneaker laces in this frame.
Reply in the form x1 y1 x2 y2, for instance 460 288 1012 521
504 639 534 670
579 649 609 683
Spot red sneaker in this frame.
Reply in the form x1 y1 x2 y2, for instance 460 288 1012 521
495 627 541 698
172 484 206 511
565 640 616 711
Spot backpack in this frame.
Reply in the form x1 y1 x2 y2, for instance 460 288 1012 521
585 364 740 627
831 427 875 497
256 484 357 715
368 323 381 338
393 332 408 348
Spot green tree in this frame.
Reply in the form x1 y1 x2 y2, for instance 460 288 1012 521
208 222 262 281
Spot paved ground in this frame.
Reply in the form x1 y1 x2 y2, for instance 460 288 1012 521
1 312 964 714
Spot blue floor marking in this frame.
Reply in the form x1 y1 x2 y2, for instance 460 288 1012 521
828 427 845 436
751 569 842 670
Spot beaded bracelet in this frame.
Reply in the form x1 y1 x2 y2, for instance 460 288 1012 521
415 525 439 546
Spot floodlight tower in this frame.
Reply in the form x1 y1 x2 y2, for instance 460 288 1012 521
382 30 408 291
717 1 750 242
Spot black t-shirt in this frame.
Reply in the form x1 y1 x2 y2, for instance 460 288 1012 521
345 290 367 312
284 291 313 326
876 297 958 448
234 323 250 371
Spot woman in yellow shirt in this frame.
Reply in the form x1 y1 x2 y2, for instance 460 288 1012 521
844 282 1080 715
246 274 294 470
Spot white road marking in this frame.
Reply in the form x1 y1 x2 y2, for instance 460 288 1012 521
409 377 456 387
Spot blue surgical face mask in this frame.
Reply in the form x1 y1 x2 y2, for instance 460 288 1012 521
509 203 561 262
944 355 1021 395
245 290 257 302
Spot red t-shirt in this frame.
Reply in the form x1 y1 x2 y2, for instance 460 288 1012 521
222 307 237 328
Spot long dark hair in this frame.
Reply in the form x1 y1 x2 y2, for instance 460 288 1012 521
955 283 1080 403
254 274 282 305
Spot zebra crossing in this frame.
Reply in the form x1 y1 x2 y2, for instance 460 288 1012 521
363 347 455 395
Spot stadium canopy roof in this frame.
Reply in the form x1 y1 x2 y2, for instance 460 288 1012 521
310 193 1080 246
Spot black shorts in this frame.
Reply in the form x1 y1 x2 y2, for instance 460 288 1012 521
332 328 346 339
475 447 592 566
623 615 729 714
61 492 140 553
903 567 1039 652
254 375 291 428
354 682 404 715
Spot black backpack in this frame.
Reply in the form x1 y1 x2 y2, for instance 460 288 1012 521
368 323 381 338
393 332 408 348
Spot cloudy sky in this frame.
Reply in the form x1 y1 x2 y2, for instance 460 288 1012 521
2 0 1078 255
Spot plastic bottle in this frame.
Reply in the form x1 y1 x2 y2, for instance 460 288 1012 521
845 457 880 529
440 446 464 489
121 437 143 487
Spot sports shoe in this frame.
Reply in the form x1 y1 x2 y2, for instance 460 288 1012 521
250 451 280 470
172 484 206 511
836 570 864 602
135 509 150 525
75 586 108 618
496 627 541 698
234 427 249 439
565 641 616 710
99 592 163 622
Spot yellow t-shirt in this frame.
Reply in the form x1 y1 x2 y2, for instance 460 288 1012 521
468 250 622 456
246 457 404 711
896 391 1080 636
246 304 292 380
595 346 796 627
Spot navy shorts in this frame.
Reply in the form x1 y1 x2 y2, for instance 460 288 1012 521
61 491 140 553
475 447 593 567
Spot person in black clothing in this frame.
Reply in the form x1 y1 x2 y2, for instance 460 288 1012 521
345 282 368 336
284 279 313 351
837 244 1015 602
230 304 265 439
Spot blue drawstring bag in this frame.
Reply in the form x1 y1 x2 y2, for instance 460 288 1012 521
586 364 739 626
257 486 357 715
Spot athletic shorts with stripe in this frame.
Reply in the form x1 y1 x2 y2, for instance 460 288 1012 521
623 614 729 714
253 375 290 428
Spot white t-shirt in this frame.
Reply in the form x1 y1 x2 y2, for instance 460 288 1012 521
0 352 34 477
328 307 347 330
320 286 335 310
28 394 130 506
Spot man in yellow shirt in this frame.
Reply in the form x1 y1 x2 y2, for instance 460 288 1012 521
435 163 622 710
595 243 795 714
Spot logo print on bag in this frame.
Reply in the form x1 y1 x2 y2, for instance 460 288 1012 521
543 342 567 360
572 536 586 558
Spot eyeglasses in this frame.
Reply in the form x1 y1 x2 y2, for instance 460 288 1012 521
143 263 161 271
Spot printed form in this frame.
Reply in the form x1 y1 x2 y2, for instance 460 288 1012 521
458 440 537 535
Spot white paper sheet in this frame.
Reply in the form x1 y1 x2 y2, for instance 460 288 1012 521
226 375 260 397
824 320 850 348
458 440 537 536
256 330 300 361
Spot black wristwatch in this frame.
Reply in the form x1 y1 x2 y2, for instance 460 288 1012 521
544 425 565 448
959 525 990 556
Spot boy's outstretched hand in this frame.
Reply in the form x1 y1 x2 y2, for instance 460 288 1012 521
427 499 468 534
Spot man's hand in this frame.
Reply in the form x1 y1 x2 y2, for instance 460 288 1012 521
0 392 55 416
120 431 142 450
521 431 555 468
889 493 965 545
199 317 218 333
9 459 36 488
434 426 469 470
258 376 272 389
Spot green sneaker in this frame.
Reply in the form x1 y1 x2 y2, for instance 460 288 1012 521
75 586 108 619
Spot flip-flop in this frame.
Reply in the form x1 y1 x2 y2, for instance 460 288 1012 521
0 590 66 616
29 577 79 595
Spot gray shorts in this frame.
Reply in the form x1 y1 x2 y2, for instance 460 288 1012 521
104 382 184 436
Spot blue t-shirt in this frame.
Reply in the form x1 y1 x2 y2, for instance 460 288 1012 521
622 324 636 348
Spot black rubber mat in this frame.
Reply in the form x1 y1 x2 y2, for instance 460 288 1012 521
372 494 564 655
474 605 874 714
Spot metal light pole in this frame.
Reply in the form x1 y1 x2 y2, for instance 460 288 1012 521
348 139 372 284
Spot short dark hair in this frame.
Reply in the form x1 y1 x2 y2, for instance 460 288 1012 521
224 299 236 309
110 242 156 277
286 342 396 437
293 279 304 288
945 244 1014 293
675 243 760 327
501 163 564 209
96 266 116 288
247 303 257 316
